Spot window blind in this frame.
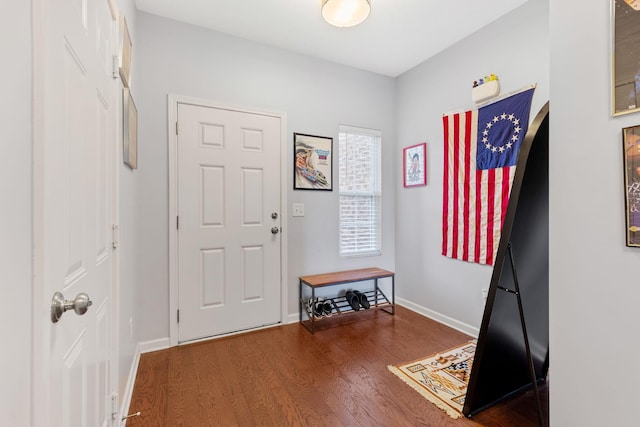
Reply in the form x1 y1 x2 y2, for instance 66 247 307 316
338 125 381 256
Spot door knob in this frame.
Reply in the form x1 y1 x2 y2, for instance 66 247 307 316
51 291 93 323
271 227 280 235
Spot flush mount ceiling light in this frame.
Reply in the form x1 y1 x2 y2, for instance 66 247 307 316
321 0 371 28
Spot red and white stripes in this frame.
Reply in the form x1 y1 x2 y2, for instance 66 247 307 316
442 110 514 265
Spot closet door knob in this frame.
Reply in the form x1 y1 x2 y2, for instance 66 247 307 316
51 292 93 323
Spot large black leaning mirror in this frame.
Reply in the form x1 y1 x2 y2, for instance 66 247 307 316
463 102 549 426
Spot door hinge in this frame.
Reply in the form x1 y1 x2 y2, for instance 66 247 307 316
112 55 119 80
176 216 179 230
111 393 119 421
177 309 180 323
176 121 179 135
112 224 119 249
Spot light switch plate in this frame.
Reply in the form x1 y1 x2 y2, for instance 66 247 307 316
292 203 305 217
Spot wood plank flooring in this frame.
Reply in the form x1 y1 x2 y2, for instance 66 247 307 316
127 306 548 426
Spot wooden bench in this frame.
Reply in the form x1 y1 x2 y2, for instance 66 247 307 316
299 267 395 333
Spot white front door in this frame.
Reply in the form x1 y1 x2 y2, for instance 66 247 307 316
177 103 282 342
33 0 117 425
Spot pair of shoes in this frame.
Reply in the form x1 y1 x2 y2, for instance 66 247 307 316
355 290 370 309
310 298 333 317
345 291 360 311
345 290 370 311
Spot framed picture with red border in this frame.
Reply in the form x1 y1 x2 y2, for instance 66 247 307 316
403 142 426 187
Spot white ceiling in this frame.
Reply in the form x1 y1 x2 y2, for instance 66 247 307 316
135 0 529 77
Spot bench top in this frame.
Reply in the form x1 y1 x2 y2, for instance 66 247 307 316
299 267 394 287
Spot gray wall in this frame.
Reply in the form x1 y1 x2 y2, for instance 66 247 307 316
134 12 396 341
394 0 549 333
1 3 32 425
549 0 640 425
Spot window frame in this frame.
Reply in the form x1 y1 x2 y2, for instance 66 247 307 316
338 124 382 257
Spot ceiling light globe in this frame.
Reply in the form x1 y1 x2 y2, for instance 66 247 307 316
322 0 371 28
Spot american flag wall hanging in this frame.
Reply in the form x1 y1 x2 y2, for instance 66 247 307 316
442 86 535 265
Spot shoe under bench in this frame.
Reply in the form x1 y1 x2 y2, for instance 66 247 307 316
299 267 395 334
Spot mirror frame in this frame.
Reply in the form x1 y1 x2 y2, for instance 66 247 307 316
612 0 640 116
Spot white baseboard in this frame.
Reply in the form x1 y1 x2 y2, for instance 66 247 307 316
139 337 170 354
119 338 171 425
287 313 300 324
396 298 479 338
119 347 140 426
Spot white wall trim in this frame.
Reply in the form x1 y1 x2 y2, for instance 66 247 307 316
278 110 289 331
118 343 140 425
119 338 170 425
110 17 122 427
396 298 479 337
139 337 171 354
167 94 179 347
167 94 288 347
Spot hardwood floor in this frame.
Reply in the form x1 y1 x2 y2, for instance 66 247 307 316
127 306 548 426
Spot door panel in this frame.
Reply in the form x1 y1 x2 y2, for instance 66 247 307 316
34 0 117 425
178 104 281 342
242 245 264 301
201 248 225 306
201 166 224 226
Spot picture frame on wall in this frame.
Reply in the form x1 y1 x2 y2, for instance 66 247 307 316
123 88 138 169
293 133 333 191
623 124 640 246
403 142 427 187
119 15 132 88
612 0 640 116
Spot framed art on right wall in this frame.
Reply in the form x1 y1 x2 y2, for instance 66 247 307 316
403 143 426 187
623 124 640 246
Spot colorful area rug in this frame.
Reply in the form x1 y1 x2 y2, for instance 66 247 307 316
388 340 476 419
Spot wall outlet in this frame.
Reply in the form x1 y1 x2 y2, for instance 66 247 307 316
481 289 488 301
292 203 305 217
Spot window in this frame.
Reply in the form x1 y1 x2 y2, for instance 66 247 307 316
338 125 381 256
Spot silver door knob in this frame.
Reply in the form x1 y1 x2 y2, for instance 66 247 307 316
271 227 280 234
51 291 93 323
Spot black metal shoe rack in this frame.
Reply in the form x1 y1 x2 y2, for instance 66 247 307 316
302 288 392 320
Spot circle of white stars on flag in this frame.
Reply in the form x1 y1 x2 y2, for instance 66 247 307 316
481 113 522 154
